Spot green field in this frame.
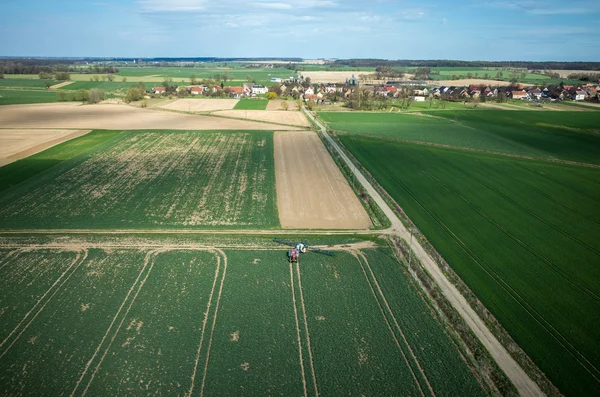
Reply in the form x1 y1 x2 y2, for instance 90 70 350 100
321 110 600 164
0 240 486 396
64 81 161 92
0 89 58 105
0 130 279 229
0 130 121 193
0 78 58 88
115 66 295 83
233 99 269 110
336 131 600 396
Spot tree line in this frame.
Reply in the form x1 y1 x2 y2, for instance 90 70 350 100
333 59 600 71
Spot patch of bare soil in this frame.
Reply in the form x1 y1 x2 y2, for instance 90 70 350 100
274 130 371 229
0 103 300 131
212 110 310 127
0 129 91 166
49 81 74 89
266 100 299 111
548 69 600 78
160 99 239 112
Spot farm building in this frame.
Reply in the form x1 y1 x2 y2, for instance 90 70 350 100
225 86 243 98
251 85 268 95
191 87 203 95
511 90 529 100
152 87 166 94
572 91 586 101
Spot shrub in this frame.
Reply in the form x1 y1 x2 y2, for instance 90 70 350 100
88 88 105 104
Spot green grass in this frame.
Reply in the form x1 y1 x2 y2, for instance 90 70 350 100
0 89 58 105
339 135 600 397
64 81 161 92
320 110 600 164
233 99 269 110
0 130 122 193
0 130 279 229
0 245 486 396
114 66 296 83
0 79 58 88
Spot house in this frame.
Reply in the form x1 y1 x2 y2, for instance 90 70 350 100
152 87 166 94
304 94 319 102
225 86 243 98
511 90 529 100
573 90 586 101
279 84 287 94
191 87 203 95
304 86 314 96
529 88 542 100
243 83 253 96
270 77 283 83
251 85 268 95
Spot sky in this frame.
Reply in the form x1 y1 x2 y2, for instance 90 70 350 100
0 0 599 61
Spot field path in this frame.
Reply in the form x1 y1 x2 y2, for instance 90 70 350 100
304 108 545 397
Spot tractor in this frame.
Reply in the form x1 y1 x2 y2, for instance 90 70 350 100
274 238 334 264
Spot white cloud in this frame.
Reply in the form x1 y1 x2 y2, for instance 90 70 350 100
253 2 292 9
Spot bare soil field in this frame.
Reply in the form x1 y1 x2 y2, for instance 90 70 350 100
0 129 90 166
0 103 300 130
299 71 370 83
212 110 310 127
266 100 299 111
49 81 74 89
548 69 600 78
160 98 239 112
274 130 370 229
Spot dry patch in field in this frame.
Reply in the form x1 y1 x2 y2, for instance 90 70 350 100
547 69 600 78
212 110 310 127
160 99 239 112
49 81 74 89
0 103 299 130
300 71 370 83
0 129 91 166
266 100 299 111
274 130 371 229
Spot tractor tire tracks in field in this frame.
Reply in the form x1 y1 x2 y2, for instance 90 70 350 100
0 248 88 360
290 259 319 397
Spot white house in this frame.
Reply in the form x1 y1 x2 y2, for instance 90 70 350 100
251 85 268 95
573 90 586 101
304 87 314 95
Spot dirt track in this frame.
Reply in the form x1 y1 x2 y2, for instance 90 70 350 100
0 103 300 131
0 129 91 166
274 130 371 229
212 110 310 127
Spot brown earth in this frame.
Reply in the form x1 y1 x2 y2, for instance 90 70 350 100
49 81 74 89
0 103 300 131
211 110 310 127
160 99 239 112
274 130 371 229
548 69 600 78
0 129 91 166
266 100 299 111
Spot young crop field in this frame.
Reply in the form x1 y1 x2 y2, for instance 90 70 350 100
0 130 121 192
0 130 279 229
65 81 161 92
0 89 58 105
339 134 600 396
233 99 269 110
320 110 600 164
0 79 58 88
114 66 295 83
0 242 486 396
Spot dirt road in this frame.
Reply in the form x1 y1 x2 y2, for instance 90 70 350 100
0 103 300 131
274 130 371 229
212 110 310 127
304 108 545 397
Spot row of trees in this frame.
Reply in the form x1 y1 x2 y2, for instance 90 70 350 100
56 88 105 104
38 72 70 81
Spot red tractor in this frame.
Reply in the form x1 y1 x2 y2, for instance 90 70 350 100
288 247 299 263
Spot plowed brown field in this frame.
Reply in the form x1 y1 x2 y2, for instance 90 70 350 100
0 103 300 130
160 98 238 112
274 130 370 229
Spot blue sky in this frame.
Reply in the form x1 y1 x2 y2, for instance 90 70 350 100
1 0 598 60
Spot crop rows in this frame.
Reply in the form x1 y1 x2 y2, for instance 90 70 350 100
0 130 279 229
0 246 485 396
340 134 600 396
